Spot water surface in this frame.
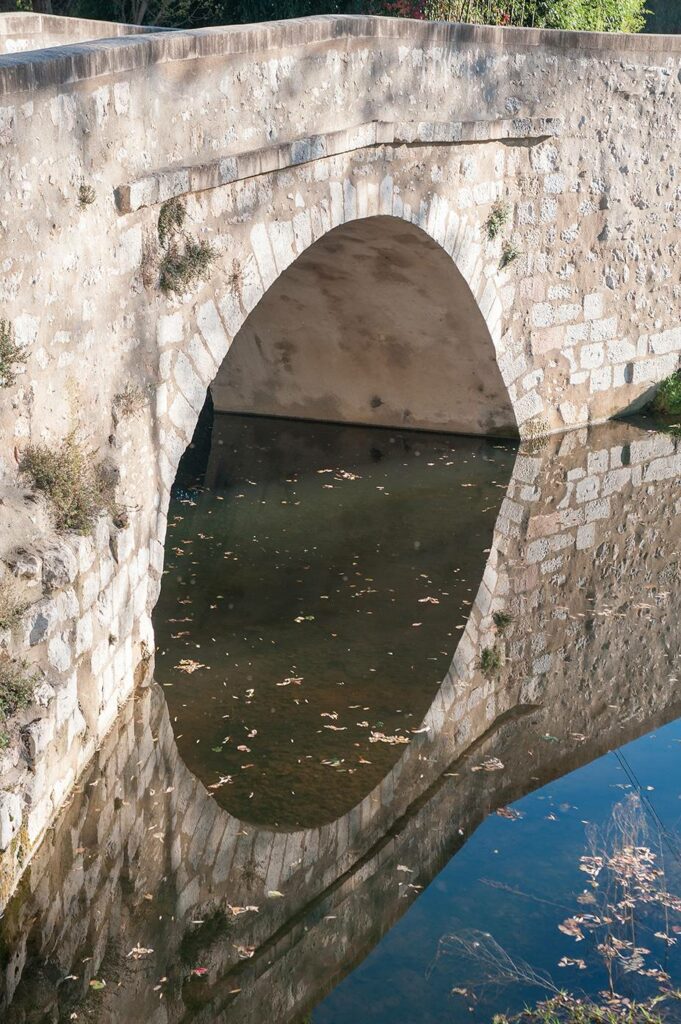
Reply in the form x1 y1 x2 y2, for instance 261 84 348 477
0 414 679 1024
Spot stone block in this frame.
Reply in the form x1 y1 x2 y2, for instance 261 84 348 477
0 792 23 852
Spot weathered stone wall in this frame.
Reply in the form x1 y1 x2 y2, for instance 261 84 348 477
1 12 681 914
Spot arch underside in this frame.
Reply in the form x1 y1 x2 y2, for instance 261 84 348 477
211 216 518 438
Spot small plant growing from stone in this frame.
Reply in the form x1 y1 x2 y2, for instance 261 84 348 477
77 183 96 208
159 238 218 296
0 319 26 388
155 196 218 296
0 654 37 749
113 382 147 422
480 645 502 675
486 200 510 241
157 197 186 248
650 369 681 416
0 573 27 631
499 241 521 270
492 610 513 633
20 432 117 535
228 257 242 290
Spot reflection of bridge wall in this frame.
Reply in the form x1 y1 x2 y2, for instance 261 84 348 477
1 422 679 1020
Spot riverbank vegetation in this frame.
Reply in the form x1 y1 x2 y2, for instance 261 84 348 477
439 794 681 1024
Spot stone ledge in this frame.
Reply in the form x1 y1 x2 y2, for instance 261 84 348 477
115 116 561 213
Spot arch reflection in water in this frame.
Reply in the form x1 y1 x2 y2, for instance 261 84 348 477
154 413 517 827
0 420 679 1024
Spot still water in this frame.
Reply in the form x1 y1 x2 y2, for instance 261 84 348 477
0 412 679 1024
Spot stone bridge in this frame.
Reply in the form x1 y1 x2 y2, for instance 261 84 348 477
1 9 681 924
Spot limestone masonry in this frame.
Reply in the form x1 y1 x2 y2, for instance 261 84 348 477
0 12 680 906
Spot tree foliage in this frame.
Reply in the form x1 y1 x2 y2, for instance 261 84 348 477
5 0 650 37
414 0 648 31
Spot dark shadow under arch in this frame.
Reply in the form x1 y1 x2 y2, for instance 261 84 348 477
211 216 518 438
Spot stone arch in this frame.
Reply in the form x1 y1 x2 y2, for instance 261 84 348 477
157 178 519 500
211 215 517 436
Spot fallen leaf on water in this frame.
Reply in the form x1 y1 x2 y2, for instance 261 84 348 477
227 905 259 916
267 890 284 898
234 946 256 959
175 659 207 674
471 757 504 772
370 731 410 745
558 917 585 941
191 967 208 977
89 979 106 990
277 677 303 686
558 957 587 969
496 806 523 820
127 946 154 959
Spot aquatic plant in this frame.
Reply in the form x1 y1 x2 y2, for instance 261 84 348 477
0 319 26 388
440 795 681 1022
493 990 680 1024
20 432 117 534
650 370 681 417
